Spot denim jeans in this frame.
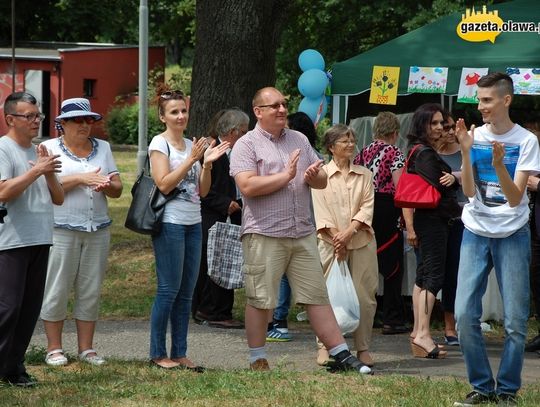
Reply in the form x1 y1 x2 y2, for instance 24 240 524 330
273 274 291 321
150 222 202 359
455 225 530 396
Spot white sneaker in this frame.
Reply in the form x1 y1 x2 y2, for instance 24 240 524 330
45 349 68 366
79 349 106 366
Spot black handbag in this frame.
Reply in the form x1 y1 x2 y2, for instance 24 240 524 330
125 150 183 235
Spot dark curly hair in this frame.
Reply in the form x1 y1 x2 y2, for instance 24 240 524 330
407 103 444 147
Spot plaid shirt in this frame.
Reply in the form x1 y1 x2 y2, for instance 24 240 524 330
230 123 320 238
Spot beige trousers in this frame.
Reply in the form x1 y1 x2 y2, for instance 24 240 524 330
317 238 378 351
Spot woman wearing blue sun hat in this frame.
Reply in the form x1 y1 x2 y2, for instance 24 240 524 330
40 98 123 367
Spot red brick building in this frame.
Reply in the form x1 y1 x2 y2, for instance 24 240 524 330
0 42 165 138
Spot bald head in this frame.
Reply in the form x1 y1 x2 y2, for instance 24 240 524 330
252 87 281 108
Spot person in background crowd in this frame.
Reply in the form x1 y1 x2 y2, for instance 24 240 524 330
147 86 229 370
40 98 123 367
454 72 540 406
405 103 460 361
267 111 323 342
436 111 466 347
312 124 378 367
0 92 64 387
355 111 408 336
230 87 371 374
192 108 248 329
524 121 540 355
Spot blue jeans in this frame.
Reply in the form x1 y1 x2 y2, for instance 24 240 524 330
455 225 530 396
273 275 291 321
150 222 202 359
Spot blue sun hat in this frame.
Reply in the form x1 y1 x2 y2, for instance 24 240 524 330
55 98 102 122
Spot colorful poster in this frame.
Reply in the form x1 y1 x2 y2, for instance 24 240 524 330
407 67 448 93
506 67 540 95
457 68 489 103
369 66 400 105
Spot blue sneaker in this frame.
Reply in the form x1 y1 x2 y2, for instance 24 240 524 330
445 335 460 346
266 327 292 342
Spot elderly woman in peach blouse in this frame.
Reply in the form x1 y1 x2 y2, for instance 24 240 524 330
312 124 378 368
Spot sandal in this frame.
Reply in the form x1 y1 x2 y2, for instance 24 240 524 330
410 342 447 359
45 349 68 366
79 349 106 366
170 357 205 373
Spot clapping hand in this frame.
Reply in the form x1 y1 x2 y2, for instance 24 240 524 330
491 141 505 168
455 119 475 152
204 139 230 164
304 159 323 183
283 149 300 181
29 144 62 176
190 137 211 162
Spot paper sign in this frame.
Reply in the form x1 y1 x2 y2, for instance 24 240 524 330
369 66 400 105
407 67 448 93
507 67 540 95
457 67 489 103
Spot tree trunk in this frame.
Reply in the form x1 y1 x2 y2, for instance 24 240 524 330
188 0 289 137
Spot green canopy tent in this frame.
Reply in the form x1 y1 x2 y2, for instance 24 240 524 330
330 0 540 124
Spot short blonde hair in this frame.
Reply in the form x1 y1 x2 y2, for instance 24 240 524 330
373 111 400 140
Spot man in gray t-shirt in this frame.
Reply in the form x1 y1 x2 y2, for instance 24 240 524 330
0 92 63 387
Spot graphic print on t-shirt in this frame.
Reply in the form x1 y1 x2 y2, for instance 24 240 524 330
471 142 520 207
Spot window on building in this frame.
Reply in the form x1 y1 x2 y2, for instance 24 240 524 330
83 79 96 98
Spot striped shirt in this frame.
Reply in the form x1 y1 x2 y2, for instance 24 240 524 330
230 123 319 238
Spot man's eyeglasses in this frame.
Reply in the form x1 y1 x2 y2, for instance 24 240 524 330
256 101 288 110
70 116 96 124
10 112 46 122
443 124 456 131
160 90 184 99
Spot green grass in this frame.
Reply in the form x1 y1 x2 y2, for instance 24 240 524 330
2 362 540 406
7 149 540 405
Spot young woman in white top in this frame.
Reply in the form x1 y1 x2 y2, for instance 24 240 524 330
148 87 229 370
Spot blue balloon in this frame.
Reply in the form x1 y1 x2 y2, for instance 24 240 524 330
299 96 328 123
298 49 325 72
298 69 329 98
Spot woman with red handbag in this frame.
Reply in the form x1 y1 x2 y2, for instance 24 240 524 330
403 103 461 359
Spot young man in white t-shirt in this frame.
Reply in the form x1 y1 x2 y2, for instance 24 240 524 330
453 72 540 406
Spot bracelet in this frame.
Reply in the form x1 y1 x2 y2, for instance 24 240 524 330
203 163 212 170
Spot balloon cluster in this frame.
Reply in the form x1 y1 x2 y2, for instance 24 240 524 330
297 49 329 124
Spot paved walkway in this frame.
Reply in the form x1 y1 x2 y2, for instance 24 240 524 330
30 320 540 383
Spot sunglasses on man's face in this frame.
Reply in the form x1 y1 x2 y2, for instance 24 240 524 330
70 116 96 124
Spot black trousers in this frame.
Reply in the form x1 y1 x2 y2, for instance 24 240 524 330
0 245 49 377
441 219 464 313
373 193 405 326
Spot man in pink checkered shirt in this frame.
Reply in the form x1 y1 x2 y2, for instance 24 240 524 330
229 87 372 374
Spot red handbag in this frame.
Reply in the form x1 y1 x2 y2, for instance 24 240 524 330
394 145 441 209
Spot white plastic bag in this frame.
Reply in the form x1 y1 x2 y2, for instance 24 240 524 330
326 258 360 334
